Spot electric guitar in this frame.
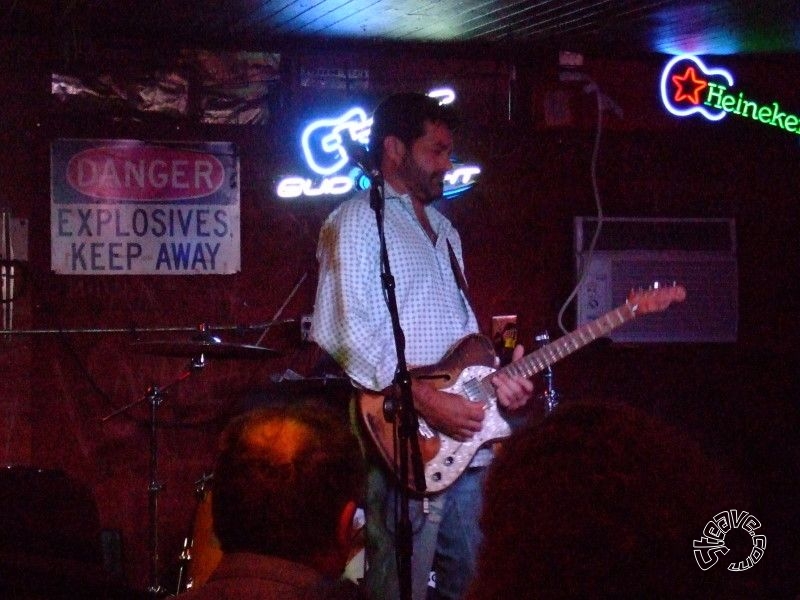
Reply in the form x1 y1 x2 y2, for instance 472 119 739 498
358 285 687 495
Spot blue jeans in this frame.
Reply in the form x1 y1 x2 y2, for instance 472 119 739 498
363 463 487 600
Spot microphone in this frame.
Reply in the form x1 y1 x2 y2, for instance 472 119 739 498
340 137 379 178
339 137 384 211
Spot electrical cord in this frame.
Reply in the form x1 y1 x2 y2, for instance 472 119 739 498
556 78 606 336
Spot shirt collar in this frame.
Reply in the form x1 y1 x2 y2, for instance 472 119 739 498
383 181 408 202
381 182 450 240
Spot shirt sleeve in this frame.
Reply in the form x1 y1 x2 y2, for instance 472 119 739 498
310 198 398 391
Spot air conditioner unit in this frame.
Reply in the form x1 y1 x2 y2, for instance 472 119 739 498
575 217 738 343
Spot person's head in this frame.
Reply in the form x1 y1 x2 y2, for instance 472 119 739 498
211 402 363 575
468 401 747 599
369 92 459 204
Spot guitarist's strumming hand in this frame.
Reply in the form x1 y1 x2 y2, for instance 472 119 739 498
491 344 535 411
411 379 485 443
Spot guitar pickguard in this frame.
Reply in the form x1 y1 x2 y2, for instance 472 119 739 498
422 364 512 493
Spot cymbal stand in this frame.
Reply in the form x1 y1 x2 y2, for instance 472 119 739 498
102 353 207 598
535 331 559 415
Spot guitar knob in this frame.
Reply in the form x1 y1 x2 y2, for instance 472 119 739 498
444 456 454 466
431 472 442 482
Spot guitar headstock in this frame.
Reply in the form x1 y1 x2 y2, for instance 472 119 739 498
627 282 687 316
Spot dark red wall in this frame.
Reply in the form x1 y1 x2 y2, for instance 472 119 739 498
1 38 798 595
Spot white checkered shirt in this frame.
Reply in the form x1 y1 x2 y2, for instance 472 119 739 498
311 183 479 391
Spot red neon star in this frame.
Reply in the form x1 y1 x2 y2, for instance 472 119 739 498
672 66 708 104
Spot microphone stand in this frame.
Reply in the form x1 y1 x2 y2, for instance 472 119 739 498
366 167 426 600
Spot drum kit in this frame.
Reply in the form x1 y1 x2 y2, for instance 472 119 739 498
3 273 362 595
102 321 285 597
98 317 358 597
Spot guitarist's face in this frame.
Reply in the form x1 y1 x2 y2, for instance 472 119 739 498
397 120 454 205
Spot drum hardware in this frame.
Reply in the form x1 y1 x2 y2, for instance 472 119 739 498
175 536 193 594
176 473 366 594
104 322 277 598
102 351 207 598
110 320 283 596
534 331 559 415
0 318 297 337
130 320 281 360
179 472 221 594
174 472 214 595
193 472 214 499
130 339 280 360
253 272 307 348
130 273 306 361
113 273 305 594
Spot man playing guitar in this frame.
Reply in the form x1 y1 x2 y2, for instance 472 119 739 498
311 92 534 600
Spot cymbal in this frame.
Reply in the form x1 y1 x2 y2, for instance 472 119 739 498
131 340 280 359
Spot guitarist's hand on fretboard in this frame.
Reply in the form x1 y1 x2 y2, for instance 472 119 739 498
490 344 535 411
412 379 484 442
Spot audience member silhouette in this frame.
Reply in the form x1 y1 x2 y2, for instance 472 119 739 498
467 401 759 599
181 402 365 600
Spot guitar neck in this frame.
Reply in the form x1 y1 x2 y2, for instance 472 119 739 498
491 301 638 387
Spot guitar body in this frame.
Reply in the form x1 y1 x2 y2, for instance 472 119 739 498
358 334 511 495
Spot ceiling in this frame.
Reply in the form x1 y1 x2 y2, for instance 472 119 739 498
3 0 800 58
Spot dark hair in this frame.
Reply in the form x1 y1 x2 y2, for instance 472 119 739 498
369 92 459 167
468 401 752 599
211 402 363 562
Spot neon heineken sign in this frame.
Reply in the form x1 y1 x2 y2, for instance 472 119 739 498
276 88 481 199
660 55 800 134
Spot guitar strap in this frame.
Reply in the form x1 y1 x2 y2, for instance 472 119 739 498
446 239 474 310
448 238 499 467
